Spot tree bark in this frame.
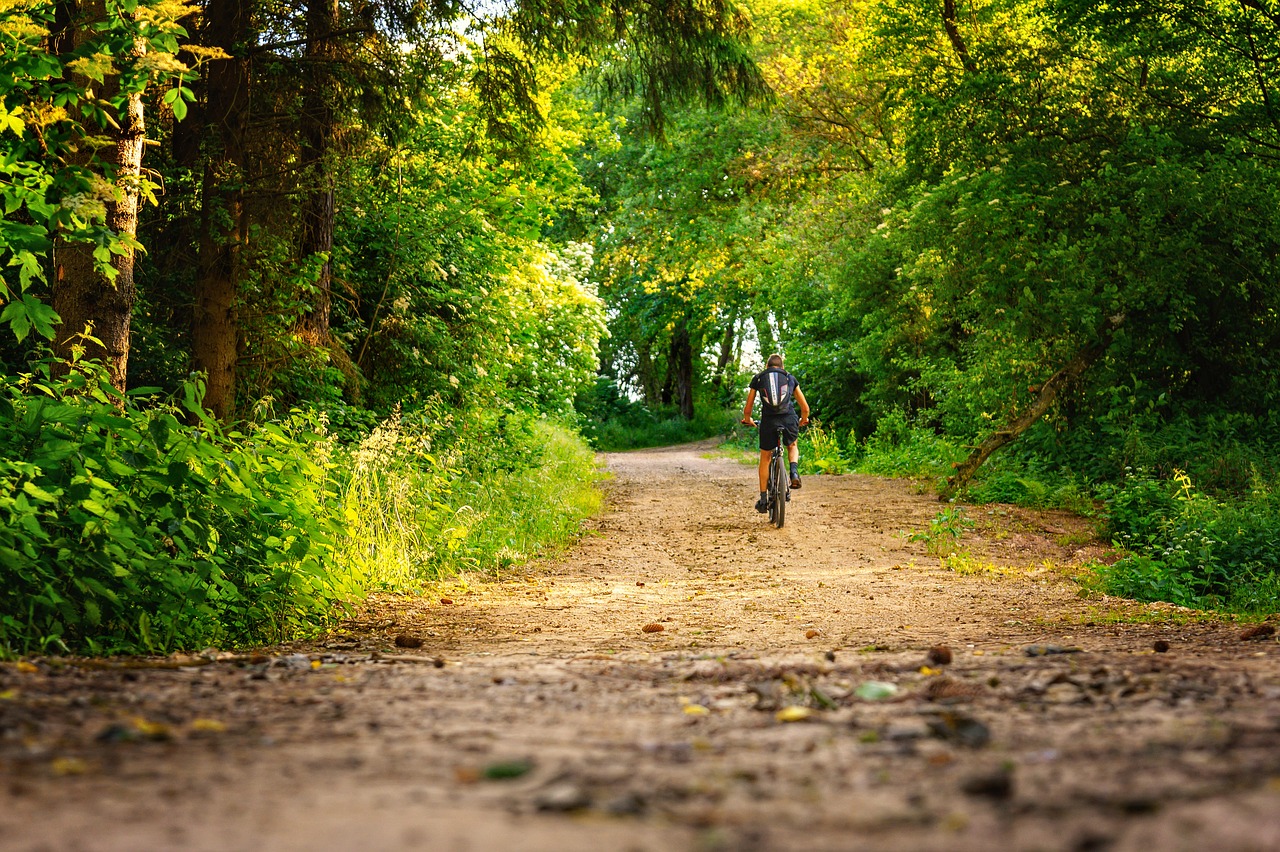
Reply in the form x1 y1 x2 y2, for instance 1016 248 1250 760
636 341 660 407
52 0 145 393
192 0 251 420
296 0 340 342
713 311 738 391
669 318 695 420
940 315 1125 500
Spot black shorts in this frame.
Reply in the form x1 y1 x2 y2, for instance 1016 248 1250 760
759 414 799 451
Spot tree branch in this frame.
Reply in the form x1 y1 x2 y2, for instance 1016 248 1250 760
942 0 977 74
939 313 1126 500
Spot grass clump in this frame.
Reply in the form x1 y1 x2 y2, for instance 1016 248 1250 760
331 405 603 587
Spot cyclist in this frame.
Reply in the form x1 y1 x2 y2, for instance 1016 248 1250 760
740 353 811 513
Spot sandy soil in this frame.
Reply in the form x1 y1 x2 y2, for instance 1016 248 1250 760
2 441 1279 851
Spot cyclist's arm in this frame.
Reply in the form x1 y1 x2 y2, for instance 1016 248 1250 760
741 388 757 426
794 387 811 426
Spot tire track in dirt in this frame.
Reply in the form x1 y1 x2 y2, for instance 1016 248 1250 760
1 441 1278 851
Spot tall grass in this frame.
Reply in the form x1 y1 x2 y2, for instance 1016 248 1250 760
330 408 602 590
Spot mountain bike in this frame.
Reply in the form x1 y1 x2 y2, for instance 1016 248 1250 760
766 426 789 528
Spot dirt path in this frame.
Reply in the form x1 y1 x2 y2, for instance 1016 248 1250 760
3 442 1279 851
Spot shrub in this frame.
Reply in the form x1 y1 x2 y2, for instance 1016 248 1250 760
0 361 349 656
1099 469 1280 613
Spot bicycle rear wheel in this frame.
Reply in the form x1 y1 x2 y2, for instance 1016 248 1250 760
769 451 787 528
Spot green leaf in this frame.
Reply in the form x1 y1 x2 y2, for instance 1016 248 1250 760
22 481 58 503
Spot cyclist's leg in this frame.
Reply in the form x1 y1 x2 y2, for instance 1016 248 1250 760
782 416 802 488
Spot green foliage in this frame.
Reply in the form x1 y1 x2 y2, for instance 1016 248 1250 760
0 360 350 657
857 409 966 480
798 421 852 476
1098 469 1280 613
0 0 201 343
576 378 738 451
330 404 601 587
909 506 974 558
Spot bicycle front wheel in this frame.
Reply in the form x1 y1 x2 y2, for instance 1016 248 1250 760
770 452 787 528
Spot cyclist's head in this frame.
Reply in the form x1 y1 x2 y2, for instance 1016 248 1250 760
766 353 784 368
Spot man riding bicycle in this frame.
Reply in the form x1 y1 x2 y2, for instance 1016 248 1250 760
740 354 811 513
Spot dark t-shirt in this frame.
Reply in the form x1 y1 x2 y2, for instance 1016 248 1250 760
750 368 800 417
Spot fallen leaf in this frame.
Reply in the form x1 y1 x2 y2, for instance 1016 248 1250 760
51 757 88 776
190 719 227 733
440 598 454 605
394 634 424 649
16 662 37 674
919 666 942 676
0 689 17 700
1023 644 1082 657
483 759 533 780
927 645 953 665
682 703 711 716
775 706 814 723
642 623 664 633
132 718 173 741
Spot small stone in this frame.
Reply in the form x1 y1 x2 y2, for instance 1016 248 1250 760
961 767 1013 799
1239 625 1275 641
805 629 821 639
439 598 454 605
1152 639 1170 653
825 650 836 662
927 645 953 665
534 781 590 812
393 634 424 649
925 711 990 748
604 792 647 816
1044 682 1085 704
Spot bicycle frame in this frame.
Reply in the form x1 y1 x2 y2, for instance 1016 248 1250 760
766 427 788 528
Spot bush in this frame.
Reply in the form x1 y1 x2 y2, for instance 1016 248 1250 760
0 362 349 656
858 409 966 479
1098 469 1280 613
799 421 853 475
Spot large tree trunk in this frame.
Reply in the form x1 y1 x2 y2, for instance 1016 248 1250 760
669 319 695 420
636 341 661 406
191 0 251 420
296 0 340 342
940 315 1125 500
52 0 145 393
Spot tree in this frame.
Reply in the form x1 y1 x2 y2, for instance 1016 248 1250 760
0 0 195 387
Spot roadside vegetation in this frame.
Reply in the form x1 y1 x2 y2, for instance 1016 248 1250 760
2 0 1276 656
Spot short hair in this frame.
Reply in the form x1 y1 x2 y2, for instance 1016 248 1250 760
766 353 784 368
